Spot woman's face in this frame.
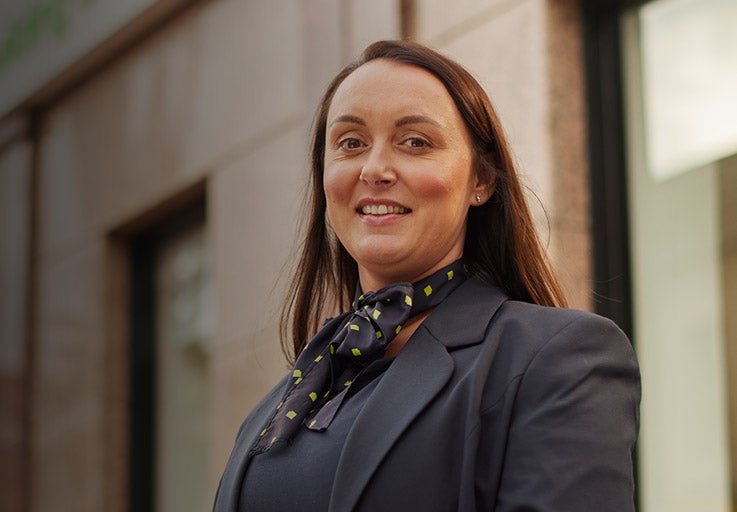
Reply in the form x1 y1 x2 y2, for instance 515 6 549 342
324 59 484 292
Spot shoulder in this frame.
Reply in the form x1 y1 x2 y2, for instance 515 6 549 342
431 277 636 365
459 288 640 412
478 301 641 510
491 299 636 365
446 277 634 358
494 299 630 347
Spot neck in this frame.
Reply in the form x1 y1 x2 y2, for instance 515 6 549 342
357 253 465 294
383 309 433 358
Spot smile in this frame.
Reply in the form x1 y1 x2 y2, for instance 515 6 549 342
360 204 410 215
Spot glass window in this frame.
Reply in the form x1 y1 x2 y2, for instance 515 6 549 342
154 217 211 512
129 200 211 512
621 0 737 509
638 0 737 181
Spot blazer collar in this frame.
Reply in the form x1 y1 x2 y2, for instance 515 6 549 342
328 278 508 511
424 277 509 349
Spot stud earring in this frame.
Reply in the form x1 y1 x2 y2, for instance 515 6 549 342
475 193 482 204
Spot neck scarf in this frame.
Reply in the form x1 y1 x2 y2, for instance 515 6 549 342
252 259 468 453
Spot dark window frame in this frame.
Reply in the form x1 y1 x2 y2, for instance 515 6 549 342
583 2 653 510
582 0 649 337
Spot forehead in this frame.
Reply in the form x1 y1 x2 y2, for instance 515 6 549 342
327 59 461 122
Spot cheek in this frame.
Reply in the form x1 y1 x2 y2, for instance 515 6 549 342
323 165 356 221
323 166 345 202
413 168 473 207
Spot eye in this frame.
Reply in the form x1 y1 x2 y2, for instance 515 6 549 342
338 137 364 150
402 137 430 149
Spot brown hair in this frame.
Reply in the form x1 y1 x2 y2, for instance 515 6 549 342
281 39 567 361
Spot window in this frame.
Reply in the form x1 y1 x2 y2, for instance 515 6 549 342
129 197 211 512
621 0 737 509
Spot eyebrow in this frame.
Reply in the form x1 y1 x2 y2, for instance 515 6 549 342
395 115 441 128
329 115 366 127
328 114 442 128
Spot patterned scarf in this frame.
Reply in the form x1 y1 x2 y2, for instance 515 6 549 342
252 259 468 453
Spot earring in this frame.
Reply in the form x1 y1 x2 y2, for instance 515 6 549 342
475 193 482 204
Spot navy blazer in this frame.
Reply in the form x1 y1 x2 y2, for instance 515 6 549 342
214 278 641 511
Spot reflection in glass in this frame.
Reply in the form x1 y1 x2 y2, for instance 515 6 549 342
155 222 211 512
639 0 737 181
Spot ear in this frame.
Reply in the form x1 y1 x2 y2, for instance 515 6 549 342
471 176 495 206
470 157 497 206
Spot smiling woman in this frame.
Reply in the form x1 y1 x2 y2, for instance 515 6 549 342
324 59 480 295
213 40 641 512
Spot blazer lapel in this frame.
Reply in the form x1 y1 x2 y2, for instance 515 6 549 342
423 278 508 350
328 326 454 512
328 278 508 511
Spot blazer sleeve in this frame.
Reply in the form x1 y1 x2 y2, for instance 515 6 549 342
492 312 641 511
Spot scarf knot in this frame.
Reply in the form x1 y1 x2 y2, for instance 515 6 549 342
333 283 414 364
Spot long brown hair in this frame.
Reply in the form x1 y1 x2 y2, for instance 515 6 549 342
281 40 567 361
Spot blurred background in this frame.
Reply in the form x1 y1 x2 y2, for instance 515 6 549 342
0 0 735 510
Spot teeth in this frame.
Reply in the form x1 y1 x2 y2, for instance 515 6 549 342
361 205 408 215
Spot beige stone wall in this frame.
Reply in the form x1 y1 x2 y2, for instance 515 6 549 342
0 0 592 510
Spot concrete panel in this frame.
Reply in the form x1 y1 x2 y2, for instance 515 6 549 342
545 0 591 310
209 124 306 351
37 0 305 259
415 0 523 44
207 124 307 491
548 222 591 309
182 0 304 175
301 0 346 117
32 240 106 512
346 0 401 57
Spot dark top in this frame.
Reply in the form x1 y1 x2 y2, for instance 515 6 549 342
239 358 393 511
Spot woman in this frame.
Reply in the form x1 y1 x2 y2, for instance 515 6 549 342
214 40 640 511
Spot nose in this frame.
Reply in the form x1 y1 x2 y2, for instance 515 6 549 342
359 144 396 187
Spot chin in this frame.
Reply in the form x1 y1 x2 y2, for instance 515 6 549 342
356 251 408 270
354 249 414 278
350 237 408 263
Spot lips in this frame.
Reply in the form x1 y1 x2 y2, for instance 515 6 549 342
356 200 411 216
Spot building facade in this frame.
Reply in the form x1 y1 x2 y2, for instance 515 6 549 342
0 0 735 510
